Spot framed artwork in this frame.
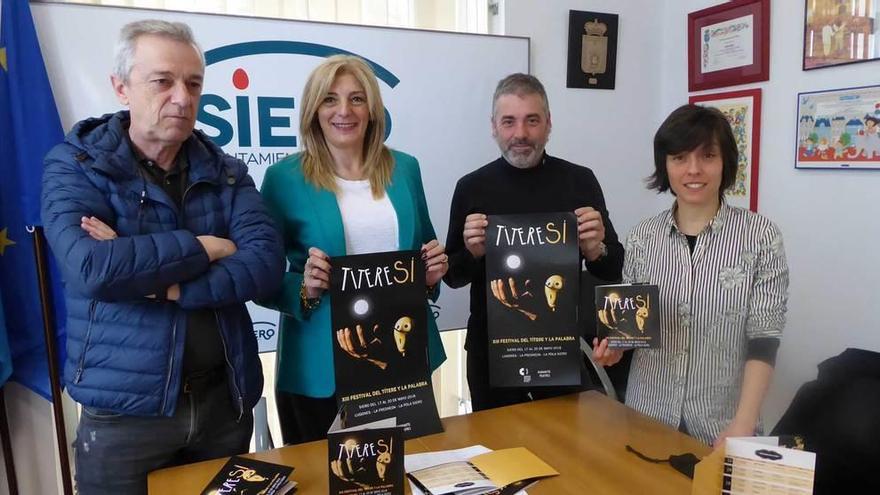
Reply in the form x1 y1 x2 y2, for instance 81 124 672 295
690 88 762 211
795 84 880 170
803 0 880 70
566 10 619 90
688 0 770 92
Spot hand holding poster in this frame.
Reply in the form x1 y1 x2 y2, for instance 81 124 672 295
330 250 442 438
485 213 582 388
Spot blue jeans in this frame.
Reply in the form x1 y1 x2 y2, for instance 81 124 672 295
73 370 254 495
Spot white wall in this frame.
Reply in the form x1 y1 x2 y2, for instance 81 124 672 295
660 0 880 428
504 0 669 240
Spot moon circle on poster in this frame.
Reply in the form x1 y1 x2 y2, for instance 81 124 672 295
506 254 522 270
353 298 370 316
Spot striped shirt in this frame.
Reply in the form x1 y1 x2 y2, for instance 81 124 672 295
623 202 789 444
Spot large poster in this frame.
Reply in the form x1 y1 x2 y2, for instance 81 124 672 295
330 251 442 438
485 213 581 388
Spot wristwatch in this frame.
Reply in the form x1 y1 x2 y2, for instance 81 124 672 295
593 241 608 262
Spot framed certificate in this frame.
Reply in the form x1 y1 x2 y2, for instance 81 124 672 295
803 0 880 70
690 89 762 211
688 0 770 92
795 84 880 170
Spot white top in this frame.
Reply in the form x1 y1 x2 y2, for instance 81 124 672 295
335 177 399 255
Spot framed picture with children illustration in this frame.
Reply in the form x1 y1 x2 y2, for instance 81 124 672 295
795 84 880 170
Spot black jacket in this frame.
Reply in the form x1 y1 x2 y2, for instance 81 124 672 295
772 348 880 494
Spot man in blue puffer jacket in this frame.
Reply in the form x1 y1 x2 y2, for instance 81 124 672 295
40 20 284 495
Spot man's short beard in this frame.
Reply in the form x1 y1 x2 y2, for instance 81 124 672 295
502 145 544 169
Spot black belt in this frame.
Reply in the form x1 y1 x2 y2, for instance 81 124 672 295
182 366 226 394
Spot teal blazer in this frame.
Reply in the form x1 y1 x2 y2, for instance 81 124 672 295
259 150 447 397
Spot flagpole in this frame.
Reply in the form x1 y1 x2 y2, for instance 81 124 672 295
30 227 73 495
0 387 19 495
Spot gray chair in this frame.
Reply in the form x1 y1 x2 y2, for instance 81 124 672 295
580 337 618 402
253 397 274 452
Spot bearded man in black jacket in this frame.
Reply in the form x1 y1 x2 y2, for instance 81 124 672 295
443 73 624 411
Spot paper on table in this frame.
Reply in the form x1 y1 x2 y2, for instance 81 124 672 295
404 446 530 495
470 447 558 487
405 445 491 472
692 437 815 495
406 445 491 495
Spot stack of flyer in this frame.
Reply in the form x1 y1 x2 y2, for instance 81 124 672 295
200 456 296 495
404 445 558 495
693 437 815 494
327 417 406 495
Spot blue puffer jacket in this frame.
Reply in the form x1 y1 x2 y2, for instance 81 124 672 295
41 111 284 417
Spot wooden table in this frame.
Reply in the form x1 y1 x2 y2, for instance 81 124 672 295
148 391 711 494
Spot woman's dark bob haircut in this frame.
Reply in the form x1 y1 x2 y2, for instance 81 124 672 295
648 104 739 198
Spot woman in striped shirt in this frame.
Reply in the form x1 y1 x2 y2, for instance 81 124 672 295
593 104 789 446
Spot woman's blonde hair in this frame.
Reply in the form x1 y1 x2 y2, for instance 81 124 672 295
299 55 393 198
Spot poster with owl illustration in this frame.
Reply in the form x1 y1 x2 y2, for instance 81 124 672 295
329 250 441 438
327 425 405 495
485 212 582 388
595 283 660 349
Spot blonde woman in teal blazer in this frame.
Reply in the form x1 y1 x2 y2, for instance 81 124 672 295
259 55 448 444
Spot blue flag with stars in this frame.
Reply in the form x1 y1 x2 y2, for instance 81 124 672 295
0 0 67 399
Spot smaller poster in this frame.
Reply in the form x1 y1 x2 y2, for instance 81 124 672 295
330 250 442 438
328 426 405 495
595 284 660 349
199 456 293 495
485 212 582 388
